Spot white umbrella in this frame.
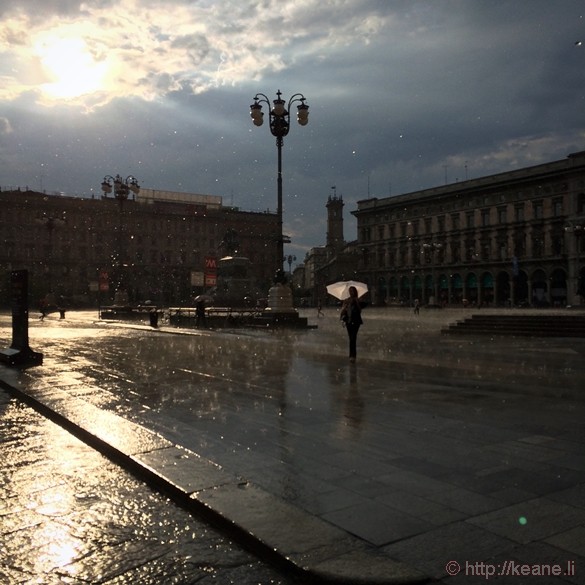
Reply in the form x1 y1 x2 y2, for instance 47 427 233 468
326 280 368 301
194 294 214 303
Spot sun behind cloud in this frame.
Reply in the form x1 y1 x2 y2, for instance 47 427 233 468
1 0 391 109
35 36 108 100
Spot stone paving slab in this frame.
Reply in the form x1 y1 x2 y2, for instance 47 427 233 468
135 445 237 491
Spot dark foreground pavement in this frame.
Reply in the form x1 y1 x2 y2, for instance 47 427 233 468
1 307 585 584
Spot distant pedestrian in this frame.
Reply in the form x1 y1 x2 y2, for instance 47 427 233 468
413 298 420 315
340 286 363 363
195 300 206 328
39 297 48 321
317 300 324 318
58 296 66 319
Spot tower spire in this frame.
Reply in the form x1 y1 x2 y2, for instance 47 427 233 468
326 186 344 250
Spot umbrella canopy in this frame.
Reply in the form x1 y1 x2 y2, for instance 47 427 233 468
326 280 368 301
194 294 214 303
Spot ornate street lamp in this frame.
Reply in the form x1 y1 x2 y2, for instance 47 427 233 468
100 174 140 304
101 174 140 208
286 254 297 274
250 90 309 272
35 211 67 296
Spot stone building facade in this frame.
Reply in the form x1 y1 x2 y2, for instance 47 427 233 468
0 188 279 306
353 151 585 307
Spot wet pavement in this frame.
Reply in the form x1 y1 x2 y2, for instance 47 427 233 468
0 383 301 584
1 306 585 584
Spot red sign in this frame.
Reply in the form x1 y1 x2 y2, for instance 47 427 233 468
205 257 217 270
98 270 109 292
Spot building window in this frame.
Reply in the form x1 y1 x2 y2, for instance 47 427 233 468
532 231 544 258
413 247 420 266
465 239 476 261
400 247 408 265
551 231 564 255
360 227 372 242
451 213 460 230
452 243 460 263
552 198 563 217
533 200 543 219
411 220 419 236
515 204 525 222
514 233 526 257
466 211 475 228
497 207 507 224
481 209 490 227
378 225 385 240
362 249 370 268
424 218 432 234
400 223 407 237
578 193 585 214
437 215 445 232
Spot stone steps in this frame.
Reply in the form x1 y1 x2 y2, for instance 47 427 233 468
442 313 585 337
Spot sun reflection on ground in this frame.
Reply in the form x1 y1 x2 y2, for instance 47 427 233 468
36 523 85 573
10 420 100 578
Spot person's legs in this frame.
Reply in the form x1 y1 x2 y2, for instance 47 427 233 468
347 324 360 359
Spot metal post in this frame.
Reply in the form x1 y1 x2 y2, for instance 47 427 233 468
276 136 283 272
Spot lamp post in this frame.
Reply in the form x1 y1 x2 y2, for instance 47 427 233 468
286 254 297 275
100 174 140 303
250 90 309 273
422 242 443 305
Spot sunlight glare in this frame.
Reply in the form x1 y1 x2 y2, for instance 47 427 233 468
36 36 108 100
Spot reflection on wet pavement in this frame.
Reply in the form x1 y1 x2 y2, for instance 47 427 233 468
0 391 299 584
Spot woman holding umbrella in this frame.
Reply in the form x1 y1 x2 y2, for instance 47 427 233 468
340 285 363 363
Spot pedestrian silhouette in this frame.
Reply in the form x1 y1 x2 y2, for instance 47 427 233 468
340 286 363 363
196 300 206 328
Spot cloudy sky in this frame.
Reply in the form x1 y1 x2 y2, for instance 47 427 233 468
1 0 584 262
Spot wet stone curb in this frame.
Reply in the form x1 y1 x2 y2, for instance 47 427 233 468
0 368 429 585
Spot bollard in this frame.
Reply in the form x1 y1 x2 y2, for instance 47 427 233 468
0 270 43 367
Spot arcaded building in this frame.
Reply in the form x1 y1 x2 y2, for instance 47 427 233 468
0 187 279 306
352 151 585 307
